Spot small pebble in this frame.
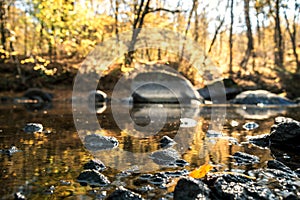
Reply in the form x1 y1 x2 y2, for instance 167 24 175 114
243 122 259 130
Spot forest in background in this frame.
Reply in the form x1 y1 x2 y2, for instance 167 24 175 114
0 0 299 97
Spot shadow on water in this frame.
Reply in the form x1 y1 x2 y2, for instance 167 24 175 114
0 101 299 199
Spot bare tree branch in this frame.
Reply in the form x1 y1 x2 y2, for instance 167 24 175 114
147 7 184 14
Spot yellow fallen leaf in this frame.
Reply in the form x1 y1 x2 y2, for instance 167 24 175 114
211 172 256 180
189 164 213 179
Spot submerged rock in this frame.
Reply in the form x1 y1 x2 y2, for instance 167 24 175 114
84 134 119 151
83 159 106 172
131 71 203 104
107 186 144 200
23 88 53 102
232 152 260 165
231 90 295 105
23 123 43 133
174 177 211 200
77 169 110 187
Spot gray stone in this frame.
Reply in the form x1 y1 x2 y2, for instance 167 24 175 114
107 186 144 200
84 134 119 151
77 169 110 187
232 152 260 165
131 71 202 104
213 174 277 200
160 136 176 148
174 177 211 200
83 159 106 172
149 148 181 166
231 90 295 105
23 123 43 133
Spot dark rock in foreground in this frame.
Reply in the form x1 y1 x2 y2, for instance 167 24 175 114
232 151 260 165
83 159 106 172
77 169 110 187
131 71 203 104
213 174 277 200
231 90 295 105
84 134 119 151
23 123 43 133
174 177 211 200
249 116 300 149
107 186 144 200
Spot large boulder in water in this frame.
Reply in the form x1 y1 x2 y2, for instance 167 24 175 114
131 71 203 104
231 90 295 105
198 78 242 101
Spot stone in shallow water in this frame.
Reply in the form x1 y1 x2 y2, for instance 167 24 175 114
14 192 26 200
174 177 211 200
243 122 259 130
23 123 43 133
149 148 183 166
160 136 176 148
232 152 260 165
230 90 295 105
83 159 106 172
131 71 203 104
106 186 144 200
84 134 119 151
77 169 110 187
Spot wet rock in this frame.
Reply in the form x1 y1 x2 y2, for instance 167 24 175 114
231 90 295 105
150 148 183 166
23 123 43 133
267 160 298 178
174 177 211 200
88 90 107 104
84 134 119 151
179 118 197 128
160 136 176 148
131 71 203 104
269 117 300 146
77 169 110 187
247 134 270 147
0 145 20 155
23 88 53 102
242 122 259 130
206 130 223 138
198 78 242 101
106 186 144 200
231 152 260 165
14 192 26 200
83 159 106 172
175 159 189 167
212 174 277 200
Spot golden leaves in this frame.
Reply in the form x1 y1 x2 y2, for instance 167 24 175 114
189 164 213 179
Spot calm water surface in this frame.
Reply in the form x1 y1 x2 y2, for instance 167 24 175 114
0 102 300 199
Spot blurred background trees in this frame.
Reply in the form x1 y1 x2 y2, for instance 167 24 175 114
0 0 299 93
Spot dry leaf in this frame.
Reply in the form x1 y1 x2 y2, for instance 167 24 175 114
189 164 213 179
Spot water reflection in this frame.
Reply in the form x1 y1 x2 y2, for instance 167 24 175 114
0 102 299 199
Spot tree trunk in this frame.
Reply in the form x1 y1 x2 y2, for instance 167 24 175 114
284 4 300 73
193 0 199 42
240 0 254 70
229 0 234 75
274 0 283 68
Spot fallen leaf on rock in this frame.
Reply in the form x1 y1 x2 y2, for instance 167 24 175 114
189 164 213 179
